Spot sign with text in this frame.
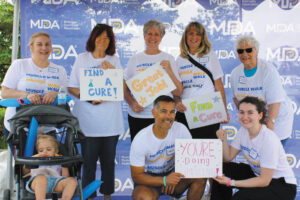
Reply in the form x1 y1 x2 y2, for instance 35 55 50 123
183 92 227 129
126 64 176 107
175 139 222 178
80 68 124 101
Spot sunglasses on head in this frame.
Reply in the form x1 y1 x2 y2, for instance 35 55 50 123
237 48 253 54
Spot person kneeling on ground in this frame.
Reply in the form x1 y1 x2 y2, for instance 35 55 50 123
130 95 206 200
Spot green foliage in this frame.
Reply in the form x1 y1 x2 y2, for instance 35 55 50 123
0 108 7 149
0 2 15 83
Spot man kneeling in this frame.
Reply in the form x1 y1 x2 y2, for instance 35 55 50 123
130 95 206 200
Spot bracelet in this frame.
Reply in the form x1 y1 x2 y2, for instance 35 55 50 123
230 179 236 187
226 178 231 187
163 176 167 187
267 117 276 124
22 92 30 99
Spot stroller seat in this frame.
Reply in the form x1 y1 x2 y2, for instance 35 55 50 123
6 104 85 200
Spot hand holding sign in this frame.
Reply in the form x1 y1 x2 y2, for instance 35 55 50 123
175 139 222 178
126 63 176 107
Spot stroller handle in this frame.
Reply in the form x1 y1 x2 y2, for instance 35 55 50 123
15 154 83 166
0 96 71 108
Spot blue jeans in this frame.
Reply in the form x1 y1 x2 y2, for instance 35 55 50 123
26 175 66 194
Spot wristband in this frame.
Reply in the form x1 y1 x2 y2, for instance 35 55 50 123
226 178 231 187
230 179 236 187
22 92 30 99
267 117 276 124
163 176 167 187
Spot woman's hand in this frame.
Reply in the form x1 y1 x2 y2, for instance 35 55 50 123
42 91 58 104
160 60 172 74
213 175 230 186
90 100 104 105
101 61 115 70
176 101 187 112
130 101 144 113
27 93 42 104
216 129 227 142
220 111 230 124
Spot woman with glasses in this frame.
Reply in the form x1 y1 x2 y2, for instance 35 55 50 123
230 35 293 145
68 24 124 200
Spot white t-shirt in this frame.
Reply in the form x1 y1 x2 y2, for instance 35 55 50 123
68 52 124 137
1 58 68 131
124 51 180 118
130 121 192 174
231 125 297 185
230 59 294 140
175 51 223 99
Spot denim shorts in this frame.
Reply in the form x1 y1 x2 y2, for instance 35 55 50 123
26 175 66 194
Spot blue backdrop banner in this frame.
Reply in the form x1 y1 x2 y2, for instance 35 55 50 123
20 0 300 197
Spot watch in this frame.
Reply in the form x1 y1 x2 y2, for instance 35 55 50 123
267 117 276 124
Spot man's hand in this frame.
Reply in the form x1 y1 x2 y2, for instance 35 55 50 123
161 172 184 195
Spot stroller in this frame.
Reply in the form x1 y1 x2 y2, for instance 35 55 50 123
4 103 85 200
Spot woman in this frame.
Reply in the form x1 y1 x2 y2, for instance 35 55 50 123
1 32 68 131
175 21 229 139
211 96 296 200
68 24 124 200
124 19 182 141
230 35 293 144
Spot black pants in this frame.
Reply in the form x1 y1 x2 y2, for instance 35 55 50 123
81 136 119 197
128 114 154 141
211 162 297 200
175 111 219 139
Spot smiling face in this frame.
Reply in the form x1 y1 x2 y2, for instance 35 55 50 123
36 139 58 157
152 101 176 131
237 41 258 69
144 27 162 52
238 102 262 130
30 35 52 61
186 26 202 54
95 30 110 53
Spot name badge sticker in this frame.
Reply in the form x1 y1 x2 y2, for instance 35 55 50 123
239 76 247 84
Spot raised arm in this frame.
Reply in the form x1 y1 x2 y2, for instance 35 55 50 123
216 129 240 162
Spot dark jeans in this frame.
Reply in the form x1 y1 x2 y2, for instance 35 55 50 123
128 114 154 142
81 135 119 197
175 111 219 139
211 162 297 200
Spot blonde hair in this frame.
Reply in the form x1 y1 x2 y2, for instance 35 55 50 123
29 32 51 46
179 22 211 58
36 134 59 152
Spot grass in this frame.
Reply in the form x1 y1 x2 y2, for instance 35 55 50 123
0 108 7 149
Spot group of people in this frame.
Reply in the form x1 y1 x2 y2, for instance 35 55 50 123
1 18 296 200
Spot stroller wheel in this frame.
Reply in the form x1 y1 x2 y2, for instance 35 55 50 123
3 189 10 200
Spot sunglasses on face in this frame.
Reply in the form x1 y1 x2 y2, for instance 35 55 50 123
237 48 253 54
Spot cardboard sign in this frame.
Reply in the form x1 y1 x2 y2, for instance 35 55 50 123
80 68 123 101
182 92 227 129
126 64 176 107
175 139 222 178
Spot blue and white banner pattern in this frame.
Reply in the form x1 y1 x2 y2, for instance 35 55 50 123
21 0 300 197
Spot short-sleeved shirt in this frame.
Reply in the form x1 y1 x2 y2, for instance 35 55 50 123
1 58 68 131
130 121 192 174
124 51 180 118
231 125 296 185
230 59 294 140
175 51 223 99
68 52 124 137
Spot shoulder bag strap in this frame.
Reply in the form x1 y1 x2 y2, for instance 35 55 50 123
187 54 215 86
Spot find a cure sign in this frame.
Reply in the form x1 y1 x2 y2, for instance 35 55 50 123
126 64 176 107
175 139 223 178
183 91 227 129
80 68 124 101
